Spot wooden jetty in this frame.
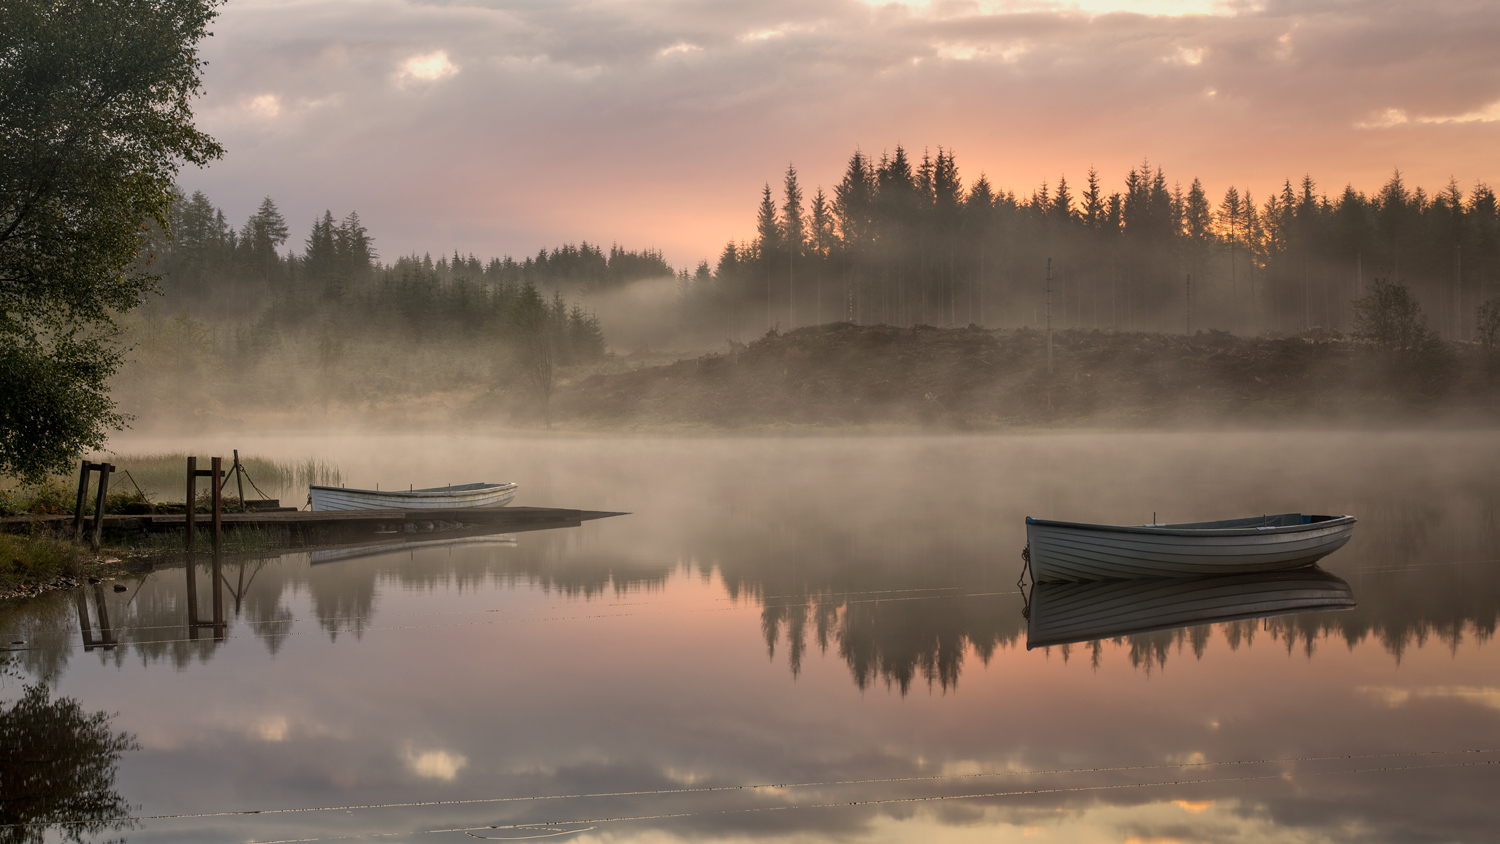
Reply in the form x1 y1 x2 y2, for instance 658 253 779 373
4 456 624 547
1 506 625 544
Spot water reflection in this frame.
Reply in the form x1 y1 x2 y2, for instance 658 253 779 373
2 433 1499 844
0 684 136 844
1025 569 1357 649
3 515 1499 689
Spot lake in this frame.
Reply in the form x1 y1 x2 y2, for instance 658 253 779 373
4 431 1499 843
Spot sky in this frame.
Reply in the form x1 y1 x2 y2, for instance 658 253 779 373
181 0 1500 269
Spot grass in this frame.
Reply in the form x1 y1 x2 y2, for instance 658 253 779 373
0 532 81 591
102 452 342 502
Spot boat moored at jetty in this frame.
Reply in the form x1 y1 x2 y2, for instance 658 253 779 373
309 482 518 511
1024 513 1356 582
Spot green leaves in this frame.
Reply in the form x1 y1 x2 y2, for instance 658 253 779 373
0 0 222 481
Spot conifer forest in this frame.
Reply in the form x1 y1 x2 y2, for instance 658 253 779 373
681 148 1499 344
131 149 1500 426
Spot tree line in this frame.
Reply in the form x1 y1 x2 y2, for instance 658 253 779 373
154 189 668 319
679 147 1500 344
126 190 678 424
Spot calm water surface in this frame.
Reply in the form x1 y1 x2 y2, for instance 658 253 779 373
4 431 1499 844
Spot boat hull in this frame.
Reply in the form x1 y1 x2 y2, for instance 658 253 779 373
1026 514 1356 582
1026 569 1356 649
309 482 518 511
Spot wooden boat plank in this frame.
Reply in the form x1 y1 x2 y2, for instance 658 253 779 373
1026 513 1356 581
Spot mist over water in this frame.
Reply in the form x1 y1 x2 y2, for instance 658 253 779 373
5 430 1499 842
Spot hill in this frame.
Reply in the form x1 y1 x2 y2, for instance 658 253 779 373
548 323 1497 429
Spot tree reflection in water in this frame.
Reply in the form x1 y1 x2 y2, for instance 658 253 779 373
0 684 136 844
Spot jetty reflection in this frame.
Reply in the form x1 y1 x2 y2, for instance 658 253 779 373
1026 569 1357 650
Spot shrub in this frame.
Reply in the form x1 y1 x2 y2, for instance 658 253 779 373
1351 278 1450 393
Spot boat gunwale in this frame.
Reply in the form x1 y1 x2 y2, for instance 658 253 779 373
1025 514 1356 538
309 482 517 499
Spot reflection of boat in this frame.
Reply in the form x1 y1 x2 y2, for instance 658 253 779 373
310 533 520 565
1025 513 1356 582
309 482 518 511
1025 569 1356 649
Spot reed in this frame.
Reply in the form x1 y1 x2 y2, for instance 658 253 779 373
109 453 341 502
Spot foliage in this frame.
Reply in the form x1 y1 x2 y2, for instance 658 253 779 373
0 0 223 483
124 188 613 424
0 684 137 844
1477 299 1500 364
0 481 73 516
1352 279 1436 353
1350 279 1450 391
0 534 79 589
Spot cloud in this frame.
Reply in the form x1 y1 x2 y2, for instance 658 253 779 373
403 747 469 780
658 42 704 57
1358 685 1500 711
180 0 1500 266
245 93 281 119
254 715 290 742
397 50 458 84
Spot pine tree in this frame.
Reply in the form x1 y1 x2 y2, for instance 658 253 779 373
1082 168 1104 231
1219 186 1243 305
782 165 805 327
1052 175 1074 224
756 183 780 330
305 211 337 290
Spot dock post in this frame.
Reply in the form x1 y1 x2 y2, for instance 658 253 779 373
73 461 92 543
233 449 246 512
90 463 111 552
211 456 223 554
185 456 196 553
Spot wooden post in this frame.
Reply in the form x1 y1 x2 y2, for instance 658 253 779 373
73 461 92 543
185 555 200 639
92 582 115 648
211 456 223 554
211 456 224 634
90 463 111 552
233 449 246 511
75 589 96 651
212 549 225 641
185 456 196 553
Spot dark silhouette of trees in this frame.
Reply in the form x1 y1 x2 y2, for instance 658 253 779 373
677 149 1500 350
0 684 137 844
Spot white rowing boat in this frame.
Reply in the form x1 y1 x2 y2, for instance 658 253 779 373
309 482 518 511
1025 569 1356 649
1024 513 1356 582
